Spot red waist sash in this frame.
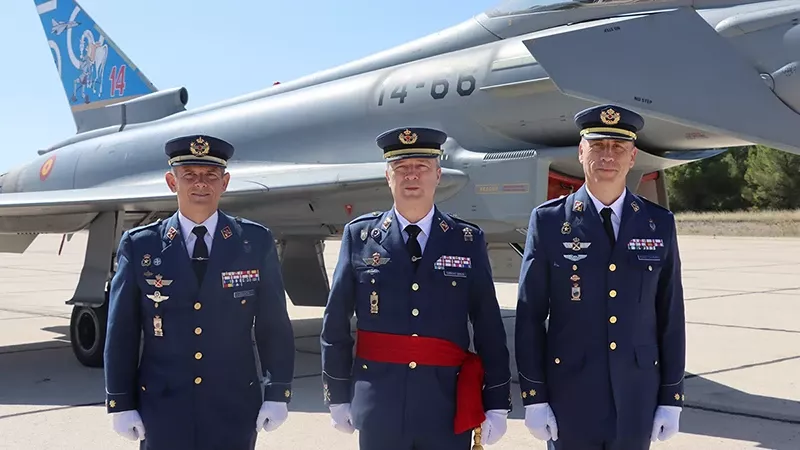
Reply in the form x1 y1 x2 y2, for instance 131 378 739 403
355 329 485 434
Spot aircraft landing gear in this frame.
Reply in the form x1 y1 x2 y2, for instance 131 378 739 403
66 210 123 368
69 288 108 368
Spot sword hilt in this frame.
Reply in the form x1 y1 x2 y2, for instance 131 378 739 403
472 426 483 450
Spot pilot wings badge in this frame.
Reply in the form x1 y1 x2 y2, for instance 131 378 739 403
563 237 591 251
364 252 390 267
146 291 169 307
146 274 173 288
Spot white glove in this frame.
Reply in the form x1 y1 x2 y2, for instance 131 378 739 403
329 403 355 434
651 405 681 441
524 403 558 441
480 409 508 445
255 401 289 432
111 410 146 441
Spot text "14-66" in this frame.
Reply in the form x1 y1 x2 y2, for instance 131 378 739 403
377 72 477 106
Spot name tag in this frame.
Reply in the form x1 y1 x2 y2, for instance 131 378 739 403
234 289 256 298
444 270 467 278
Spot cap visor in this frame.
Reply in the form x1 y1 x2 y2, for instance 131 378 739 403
582 132 633 141
386 153 441 162
170 160 226 167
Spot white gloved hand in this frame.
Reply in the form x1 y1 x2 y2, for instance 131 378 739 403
480 409 508 445
651 405 681 441
524 403 559 441
111 410 146 441
256 401 289 432
329 403 355 434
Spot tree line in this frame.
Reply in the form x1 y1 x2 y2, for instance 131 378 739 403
664 145 800 212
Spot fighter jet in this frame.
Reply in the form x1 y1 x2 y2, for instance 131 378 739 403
50 18 79 35
4 0 799 366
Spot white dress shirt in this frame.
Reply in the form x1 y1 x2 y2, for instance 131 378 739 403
178 210 218 257
393 205 435 253
585 186 626 238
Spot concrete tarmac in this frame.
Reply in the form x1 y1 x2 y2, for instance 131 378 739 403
0 233 798 449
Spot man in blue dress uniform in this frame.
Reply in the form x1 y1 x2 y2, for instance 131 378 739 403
103 134 296 450
515 105 686 449
320 127 512 449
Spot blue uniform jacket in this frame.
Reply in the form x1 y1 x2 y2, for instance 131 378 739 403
103 210 295 450
515 185 686 441
320 207 512 438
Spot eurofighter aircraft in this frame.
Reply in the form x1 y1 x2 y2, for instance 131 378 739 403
3 0 800 366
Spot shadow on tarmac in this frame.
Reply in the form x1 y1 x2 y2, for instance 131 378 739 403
1 314 798 449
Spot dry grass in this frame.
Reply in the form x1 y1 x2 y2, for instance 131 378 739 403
674 209 800 237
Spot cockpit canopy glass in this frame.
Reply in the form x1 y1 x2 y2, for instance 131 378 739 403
485 0 648 17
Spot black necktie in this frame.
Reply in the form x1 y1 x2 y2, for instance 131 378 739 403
192 225 209 281
404 224 422 270
600 207 615 246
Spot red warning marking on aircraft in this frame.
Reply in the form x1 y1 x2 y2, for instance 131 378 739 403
40 155 56 181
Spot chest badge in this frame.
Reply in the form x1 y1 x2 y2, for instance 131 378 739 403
563 237 591 251
370 291 379 314
146 291 169 307
561 222 571 235
146 274 173 288
153 316 164 337
364 252 390 267
462 227 473 242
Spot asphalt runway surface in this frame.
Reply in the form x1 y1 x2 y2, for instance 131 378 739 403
0 233 798 449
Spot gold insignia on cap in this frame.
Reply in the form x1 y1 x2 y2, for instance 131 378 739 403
398 129 418 145
190 137 210 157
600 108 620 125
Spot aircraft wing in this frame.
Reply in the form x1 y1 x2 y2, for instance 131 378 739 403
0 162 468 216
521 7 800 155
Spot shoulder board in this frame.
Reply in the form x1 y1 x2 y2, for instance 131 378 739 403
637 195 672 215
537 195 568 210
446 213 481 231
350 211 383 224
127 218 162 235
234 216 269 230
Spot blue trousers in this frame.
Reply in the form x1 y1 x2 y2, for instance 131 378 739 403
358 430 472 450
547 435 650 450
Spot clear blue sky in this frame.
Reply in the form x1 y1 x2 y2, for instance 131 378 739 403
0 0 496 173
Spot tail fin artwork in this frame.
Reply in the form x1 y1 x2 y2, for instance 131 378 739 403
34 0 158 133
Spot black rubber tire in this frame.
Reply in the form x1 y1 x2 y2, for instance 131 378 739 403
69 298 108 368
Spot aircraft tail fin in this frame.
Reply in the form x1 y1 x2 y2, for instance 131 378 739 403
34 0 158 132
522 7 800 155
